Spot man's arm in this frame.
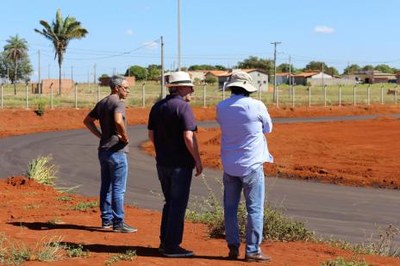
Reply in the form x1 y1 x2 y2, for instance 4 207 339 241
83 115 101 139
114 112 129 143
183 130 203 176
148 130 154 144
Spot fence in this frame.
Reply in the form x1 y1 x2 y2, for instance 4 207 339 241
0 82 398 110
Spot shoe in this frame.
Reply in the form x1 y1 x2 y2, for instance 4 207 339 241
113 223 137 233
245 252 271 262
162 246 194 258
158 243 165 253
101 221 113 229
228 244 239 260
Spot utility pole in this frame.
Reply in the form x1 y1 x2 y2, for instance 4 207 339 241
161 36 166 98
177 0 181 71
38 50 41 94
93 64 97 85
271 41 281 102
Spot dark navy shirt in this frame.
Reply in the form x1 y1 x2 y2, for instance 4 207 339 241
148 94 197 168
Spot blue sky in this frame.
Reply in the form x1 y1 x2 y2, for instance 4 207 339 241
1 0 400 82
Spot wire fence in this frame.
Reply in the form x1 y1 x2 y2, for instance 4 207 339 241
0 82 398 110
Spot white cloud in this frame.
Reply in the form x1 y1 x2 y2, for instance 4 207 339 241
126 29 134 36
314 25 335 34
143 41 158 49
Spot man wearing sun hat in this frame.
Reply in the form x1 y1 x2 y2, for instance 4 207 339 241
147 71 203 258
216 70 273 262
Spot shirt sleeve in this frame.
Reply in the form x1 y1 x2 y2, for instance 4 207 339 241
258 102 273 134
114 100 125 114
181 104 197 132
88 103 100 120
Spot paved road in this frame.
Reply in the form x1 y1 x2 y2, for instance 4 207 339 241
1 114 399 246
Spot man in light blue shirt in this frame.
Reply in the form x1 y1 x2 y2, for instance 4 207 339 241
216 70 273 262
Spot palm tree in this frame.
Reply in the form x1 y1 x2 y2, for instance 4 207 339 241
35 9 88 95
4 35 29 95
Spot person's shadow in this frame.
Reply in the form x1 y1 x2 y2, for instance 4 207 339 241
7 221 235 261
7 221 106 232
60 241 232 261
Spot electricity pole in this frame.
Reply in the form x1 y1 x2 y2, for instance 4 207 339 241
271 41 281 102
177 0 181 71
161 36 166 98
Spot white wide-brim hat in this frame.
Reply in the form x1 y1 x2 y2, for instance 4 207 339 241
225 71 257 92
166 71 194 87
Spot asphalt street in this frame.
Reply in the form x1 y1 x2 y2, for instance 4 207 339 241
1 114 399 246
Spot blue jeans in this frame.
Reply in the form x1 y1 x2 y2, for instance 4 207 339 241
98 150 128 226
157 165 193 248
223 166 265 255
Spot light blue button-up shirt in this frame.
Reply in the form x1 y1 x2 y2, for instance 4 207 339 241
216 94 273 176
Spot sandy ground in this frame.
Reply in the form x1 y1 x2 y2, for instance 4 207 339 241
0 104 399 265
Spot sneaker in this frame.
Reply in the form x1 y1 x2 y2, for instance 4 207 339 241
158 243 165 253
162 246 194 258
101 221 113 229
113 223 138 233
245 252 271 262
228 244 239 260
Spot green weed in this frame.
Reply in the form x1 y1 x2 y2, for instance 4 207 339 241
26 154 58 186
186 174 314 242
320 256 369 266
72 201 98 211
62 243 89 258
105 250 136 265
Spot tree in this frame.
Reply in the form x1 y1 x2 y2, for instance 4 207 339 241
237 56 274 76
325 66 339 76
374 64 394 74
0 51 33 86
303 61 328 72
343 64 361 75
3 35 30 94
146 64 161 81
35 9 88 95
277 63 296 73
361 65 374 72
126 65 147 80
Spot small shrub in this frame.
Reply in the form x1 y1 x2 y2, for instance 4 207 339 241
62 243 88 258
186 174 314 242
320 256 369 266
324 224 400 258
34 101 46 116
105 250 136 265
36 236 64 262
26 155 58 186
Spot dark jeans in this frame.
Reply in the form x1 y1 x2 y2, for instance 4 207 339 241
157 165 193 248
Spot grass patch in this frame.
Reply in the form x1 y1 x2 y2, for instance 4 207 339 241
186 174 314 242
57 195 72 202
0 234 63 265
105 250 136 265
26 154 58 186
326 224 400 258
61 243 89 258
320 256 369 266
71 201 98 211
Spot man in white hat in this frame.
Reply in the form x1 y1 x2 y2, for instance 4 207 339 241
147 71 203 257
216 70 273 262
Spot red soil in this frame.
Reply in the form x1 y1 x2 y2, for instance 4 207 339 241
0 104 399 265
